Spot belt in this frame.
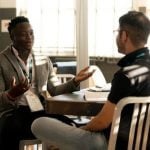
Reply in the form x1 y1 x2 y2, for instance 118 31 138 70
17 105 30 112
17 105 44 113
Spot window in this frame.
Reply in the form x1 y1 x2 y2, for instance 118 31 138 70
17 0 149 57
17 0 76 56
88 0 133 57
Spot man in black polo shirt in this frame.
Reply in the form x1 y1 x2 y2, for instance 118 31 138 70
31 11 150 150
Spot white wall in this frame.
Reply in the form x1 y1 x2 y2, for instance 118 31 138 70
133 0 150 17
0 0 16 8
76 0 89 89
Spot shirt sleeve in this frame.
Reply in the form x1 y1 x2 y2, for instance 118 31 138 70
108 71 132 104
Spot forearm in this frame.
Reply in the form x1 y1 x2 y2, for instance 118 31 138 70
47 79 79 96
81 116 108 132
82 101 115 132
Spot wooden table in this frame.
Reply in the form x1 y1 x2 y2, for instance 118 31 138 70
45 91 108 116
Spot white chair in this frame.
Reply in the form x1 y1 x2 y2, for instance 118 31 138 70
19 139 43 150
108 96 150 150
56 74 75 83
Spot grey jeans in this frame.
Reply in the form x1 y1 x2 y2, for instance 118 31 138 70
31 117 107 150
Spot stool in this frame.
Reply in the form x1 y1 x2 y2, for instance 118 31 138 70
19 139 43 150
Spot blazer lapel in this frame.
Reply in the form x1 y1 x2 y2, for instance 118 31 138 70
4 46 25 82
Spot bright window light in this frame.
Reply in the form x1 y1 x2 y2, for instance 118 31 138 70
17 0 149 57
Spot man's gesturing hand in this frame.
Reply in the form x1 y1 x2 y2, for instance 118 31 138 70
7 76 30 100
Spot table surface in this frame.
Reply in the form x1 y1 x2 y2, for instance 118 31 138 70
45 91 108 116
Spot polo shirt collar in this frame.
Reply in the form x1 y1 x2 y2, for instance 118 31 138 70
118 47 149 67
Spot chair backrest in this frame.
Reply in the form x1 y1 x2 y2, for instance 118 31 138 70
108 96 150 150
88 65 107 87
56 74 75 83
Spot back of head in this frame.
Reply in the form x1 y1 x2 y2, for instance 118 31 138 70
119 11 150 46
8 16 29 34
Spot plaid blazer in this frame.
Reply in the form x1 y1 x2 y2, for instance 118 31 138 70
0 45 78 116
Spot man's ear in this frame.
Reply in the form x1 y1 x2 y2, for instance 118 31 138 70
121 30 128 43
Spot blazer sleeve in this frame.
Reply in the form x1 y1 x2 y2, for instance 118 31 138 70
0 56 17 113
46 58 79 96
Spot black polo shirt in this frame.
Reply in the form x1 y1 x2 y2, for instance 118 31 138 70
108 47 150 103
104 47 150 146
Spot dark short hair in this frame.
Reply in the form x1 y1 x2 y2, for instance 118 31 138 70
8 16 29 33
119 11 150 45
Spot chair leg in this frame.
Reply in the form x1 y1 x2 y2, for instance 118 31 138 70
26 145 34 150
19 139 42 150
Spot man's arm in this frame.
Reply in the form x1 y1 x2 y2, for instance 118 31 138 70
81 100 115 131
47 58 95 96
